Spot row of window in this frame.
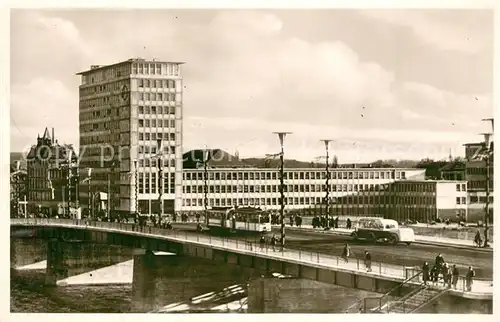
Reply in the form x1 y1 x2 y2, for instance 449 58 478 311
455 184 468 192
138 158 176 168
466 167 493 175
137 79 177 89
137 145 176 154
183 170 407 181
132 62 180 76
137 173 175 194
469 180 494 190
181 195 437 208
138 92 180 102
79 80 129 98
80 107 128 127
79 131 122 146
183 183 393 194
138 132 176 141
79 94 127 112
456 197 467 205
139 119 176 128
82 64 131 85
138 105 176 115
470 196 494 203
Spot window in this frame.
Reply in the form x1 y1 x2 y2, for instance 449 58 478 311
462 184 466 191
456 184 460 192
456 197 461 205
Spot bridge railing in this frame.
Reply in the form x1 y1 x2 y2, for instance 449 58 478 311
11 218 491 295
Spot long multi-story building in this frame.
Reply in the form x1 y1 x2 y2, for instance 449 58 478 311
77 58 184 216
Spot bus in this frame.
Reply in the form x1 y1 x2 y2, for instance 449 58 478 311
205 207 271 234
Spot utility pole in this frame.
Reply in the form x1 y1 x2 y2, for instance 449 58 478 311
274 132 291 247
321 139 332 229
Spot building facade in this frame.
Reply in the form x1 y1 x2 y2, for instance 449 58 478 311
26 128 78 217
464 142 494 222
10 161 27 218
77 58 184 216
179 168 467 223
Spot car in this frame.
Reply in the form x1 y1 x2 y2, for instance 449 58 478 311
350 217 415 245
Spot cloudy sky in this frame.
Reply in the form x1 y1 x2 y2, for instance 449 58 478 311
10 9 494 163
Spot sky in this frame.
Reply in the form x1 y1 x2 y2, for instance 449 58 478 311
9 9 494 163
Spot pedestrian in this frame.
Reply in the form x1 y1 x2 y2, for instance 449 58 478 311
346 218 352 230
451 265 459 289
442 263 450 287
474 229 482 247
364 251 372 272
435 253 444 269
334 216 339 229
259 235 266 250
341 243 351 263
270 234 277 252
466 266 475 292
422 262 430 285
431 265 439 284
296 216 302 228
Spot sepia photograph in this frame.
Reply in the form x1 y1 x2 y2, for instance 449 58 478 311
7 5 494 314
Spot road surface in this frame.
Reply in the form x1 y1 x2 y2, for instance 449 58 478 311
170 222 492 278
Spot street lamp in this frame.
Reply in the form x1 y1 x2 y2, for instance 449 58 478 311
320 139 332 229
273 131 292 247
87 168 92 218
134 159 138 214
479 133 493 247
157 139 164 219
203 148 209 225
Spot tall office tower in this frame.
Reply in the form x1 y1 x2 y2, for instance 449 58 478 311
77 58 184 217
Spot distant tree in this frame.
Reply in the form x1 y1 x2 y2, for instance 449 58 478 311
332 155 339 168
416 158 448 179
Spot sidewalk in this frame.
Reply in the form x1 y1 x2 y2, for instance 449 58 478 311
276 225 494 251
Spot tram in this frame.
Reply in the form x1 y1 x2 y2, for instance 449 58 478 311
205 207 271 234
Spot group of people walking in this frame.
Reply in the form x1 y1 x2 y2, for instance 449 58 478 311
339 244 477 292
422 254 476 291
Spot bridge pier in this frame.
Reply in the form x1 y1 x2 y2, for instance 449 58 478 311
45 239 134 286
131 251 256 313
247 276 378 313
10 238 47 270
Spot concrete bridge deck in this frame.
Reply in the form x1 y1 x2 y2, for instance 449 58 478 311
10 218 492 299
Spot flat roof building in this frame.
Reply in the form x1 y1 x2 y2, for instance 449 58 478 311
77 58 184 216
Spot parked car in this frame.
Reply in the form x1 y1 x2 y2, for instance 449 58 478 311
351 217 415 245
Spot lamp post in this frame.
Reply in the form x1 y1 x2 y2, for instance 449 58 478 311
157 139 164 219
66 160 71 218
87 168 92 219
204 148 209 225
134 159 138 214
480 117 493 248
321 139 332 229
274 132 292 247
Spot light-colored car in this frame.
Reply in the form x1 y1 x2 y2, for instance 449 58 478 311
351 217 415 245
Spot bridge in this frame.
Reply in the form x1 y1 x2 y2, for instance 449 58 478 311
10 218 493 313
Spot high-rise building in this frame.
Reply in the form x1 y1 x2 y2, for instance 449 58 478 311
77 58 184 216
